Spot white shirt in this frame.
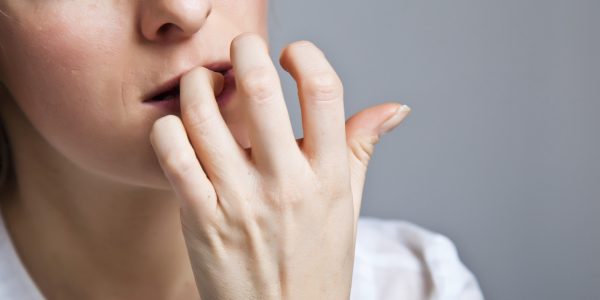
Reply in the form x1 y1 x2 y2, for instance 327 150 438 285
0 210 484 300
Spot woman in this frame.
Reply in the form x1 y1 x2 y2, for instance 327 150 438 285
0 0 483 299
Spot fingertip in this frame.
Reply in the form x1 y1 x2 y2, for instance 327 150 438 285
378 104 411 135
399 104 411 114
279 40 320 72
211 71 225 95
150 115 176 144
231 32 268 62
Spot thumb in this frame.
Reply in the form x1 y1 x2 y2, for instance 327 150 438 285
345 102 411 230
346 102 411 167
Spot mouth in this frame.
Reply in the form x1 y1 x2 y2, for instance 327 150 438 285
145 82 180 102
143 63 232 103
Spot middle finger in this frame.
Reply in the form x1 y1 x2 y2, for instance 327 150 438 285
231 33 303 176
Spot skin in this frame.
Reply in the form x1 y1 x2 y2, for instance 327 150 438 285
0 1 410 299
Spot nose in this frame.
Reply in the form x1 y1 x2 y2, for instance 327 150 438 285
140 0 212 42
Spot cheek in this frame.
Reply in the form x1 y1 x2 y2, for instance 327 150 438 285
244 0 268 36
7 8 124 133
217 0 268 37
3 3 128 120
0 0 269 188
0 4 161 187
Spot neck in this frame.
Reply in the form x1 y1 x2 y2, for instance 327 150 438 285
0 94 199 300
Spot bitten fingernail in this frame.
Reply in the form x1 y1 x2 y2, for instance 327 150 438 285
379 105 411 134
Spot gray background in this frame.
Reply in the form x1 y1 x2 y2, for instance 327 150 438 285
268 1 600 299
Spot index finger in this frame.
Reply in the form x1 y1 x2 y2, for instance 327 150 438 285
179 67 252 192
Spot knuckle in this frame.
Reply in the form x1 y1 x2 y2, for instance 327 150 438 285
183 103 218 131
302 71 343 102
286 40 317 56
348 135 379 168
232 32 262 48
327 186 351 203
239 67 278 103
181 215 219 247
286 40 323 58
269 196 302 215
316 175 350 203
263 181 304 213
162 151 196 180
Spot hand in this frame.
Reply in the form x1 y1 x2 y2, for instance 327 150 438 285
149 33 411 300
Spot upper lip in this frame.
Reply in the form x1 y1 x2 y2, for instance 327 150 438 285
143 61 232 102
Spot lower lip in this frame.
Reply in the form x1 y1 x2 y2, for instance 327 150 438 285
143 70 235 111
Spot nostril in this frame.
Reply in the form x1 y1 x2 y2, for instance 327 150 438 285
157 23 174 35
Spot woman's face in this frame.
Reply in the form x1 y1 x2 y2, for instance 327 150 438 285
0 0 267 189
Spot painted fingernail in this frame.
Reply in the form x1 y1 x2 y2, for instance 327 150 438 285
379 105 411 134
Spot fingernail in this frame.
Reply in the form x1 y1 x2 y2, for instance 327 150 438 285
379 105 411 134
212 72 225 95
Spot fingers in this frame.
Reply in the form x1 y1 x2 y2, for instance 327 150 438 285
150 115 217 217
179 67 252 190
279 41 347 171
230 33 303 176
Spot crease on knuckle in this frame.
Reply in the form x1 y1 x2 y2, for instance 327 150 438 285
286 40 317 56
315 170 348 200
291 40 316 49
302 71 343 102
308 172 349 204
263 183 304 213
240 67 277 103
162 151 196 180
348 135 378 168
184 107 218 132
